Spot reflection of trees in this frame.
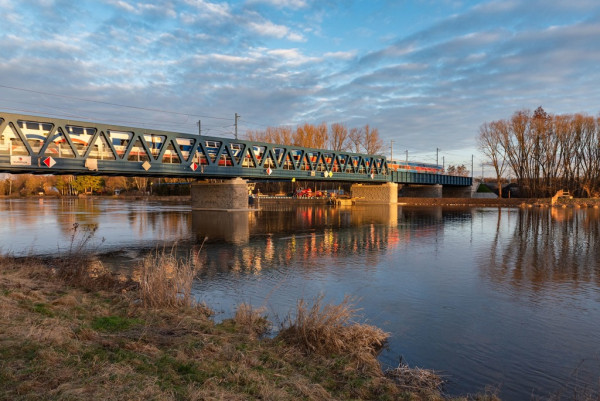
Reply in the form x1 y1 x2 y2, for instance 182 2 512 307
56 199 102 235
53 199 190 240
485 208 600 288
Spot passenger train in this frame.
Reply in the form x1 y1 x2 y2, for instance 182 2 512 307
387 160 443 174
2 120 442 174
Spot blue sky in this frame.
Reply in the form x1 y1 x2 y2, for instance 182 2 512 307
1 0 599 171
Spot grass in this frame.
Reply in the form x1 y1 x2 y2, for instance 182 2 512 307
138 247 200 309
0 248 518 400
277 295 389 374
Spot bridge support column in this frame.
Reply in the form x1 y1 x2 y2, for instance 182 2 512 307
351 183 398 204
442 185 473 198
191 178 249 211
399 184 443 198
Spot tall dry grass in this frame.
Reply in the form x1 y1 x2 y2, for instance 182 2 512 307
233 303 270 338
138 248 200 309
277 295 389 372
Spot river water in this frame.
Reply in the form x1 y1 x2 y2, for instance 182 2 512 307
1 197 599 399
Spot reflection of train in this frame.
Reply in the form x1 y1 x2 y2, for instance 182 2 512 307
388 160 443 174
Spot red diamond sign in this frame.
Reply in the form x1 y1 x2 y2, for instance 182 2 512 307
42 156 56 168
190 162 198 171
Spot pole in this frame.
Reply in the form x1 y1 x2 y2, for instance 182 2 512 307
471 155 474 178
436 148 440 165
390 140 394 161
405 150 408 163
234 113 240 140
198 120 201 136
442 156 445 171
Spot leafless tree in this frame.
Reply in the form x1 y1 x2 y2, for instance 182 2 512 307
478 121 507 198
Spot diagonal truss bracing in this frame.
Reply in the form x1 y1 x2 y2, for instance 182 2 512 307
0 112 472 186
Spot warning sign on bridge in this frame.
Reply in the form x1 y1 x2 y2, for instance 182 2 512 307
10 156 31 166
42 157 56 168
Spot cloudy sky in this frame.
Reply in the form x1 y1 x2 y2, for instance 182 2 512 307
1 0 599 170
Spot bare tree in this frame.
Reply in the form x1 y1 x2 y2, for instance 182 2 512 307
348 127 363 153
363 125 384 155
478 121 507 198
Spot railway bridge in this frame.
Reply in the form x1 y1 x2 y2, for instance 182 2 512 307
0 112 472 209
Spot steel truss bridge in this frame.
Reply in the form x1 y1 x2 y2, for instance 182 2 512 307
0 112 471 187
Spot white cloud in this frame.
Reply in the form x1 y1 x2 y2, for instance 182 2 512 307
245 0 309 10
323 50 356 60
247 19 289 38
286 32 305 42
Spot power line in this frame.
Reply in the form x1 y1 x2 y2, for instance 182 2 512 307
0 83 233 121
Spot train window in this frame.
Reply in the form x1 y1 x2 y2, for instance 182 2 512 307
127 138 150 162
176 138 195 162
88 134 116 160
43 128 76 158
162 142 181 164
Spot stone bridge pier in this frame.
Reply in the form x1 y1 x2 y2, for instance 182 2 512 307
191 178 249 211
350 183 398 204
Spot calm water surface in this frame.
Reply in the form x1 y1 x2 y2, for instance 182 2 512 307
1 198 599 399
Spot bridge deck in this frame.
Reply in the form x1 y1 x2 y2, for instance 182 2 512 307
0 112 471 187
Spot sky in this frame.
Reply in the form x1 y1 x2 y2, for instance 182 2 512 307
1 0 600 173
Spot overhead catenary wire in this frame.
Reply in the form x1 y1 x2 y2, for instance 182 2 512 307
0 84 233 121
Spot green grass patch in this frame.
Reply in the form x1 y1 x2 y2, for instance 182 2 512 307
477 183 494 193
91 315 142 332
32 302 54 317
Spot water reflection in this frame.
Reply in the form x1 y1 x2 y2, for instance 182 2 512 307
0 198 192 254
485 207 600 288
192 210 250 244
195 205 440 279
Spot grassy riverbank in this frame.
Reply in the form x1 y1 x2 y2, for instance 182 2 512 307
0 251 501 400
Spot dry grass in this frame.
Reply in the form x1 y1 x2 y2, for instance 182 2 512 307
0 251 469 401
386 362 444 395
138 248 200 309
233 303 270 338
277 295 389 373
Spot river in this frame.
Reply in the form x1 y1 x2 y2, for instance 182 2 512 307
1 197 599 399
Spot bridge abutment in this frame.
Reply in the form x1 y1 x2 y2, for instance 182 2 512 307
399 184 443 198
191 178 249 211
350 183 398 204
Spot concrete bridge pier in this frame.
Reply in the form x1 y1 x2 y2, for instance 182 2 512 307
350 183 398 204
399 184 443 198
191 178 249 211
443 185 474 198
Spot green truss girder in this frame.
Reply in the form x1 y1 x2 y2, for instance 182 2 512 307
0 112 472 186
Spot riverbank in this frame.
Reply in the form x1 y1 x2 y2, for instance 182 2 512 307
398 197 600 207
3 193 600 209
0 252 498 400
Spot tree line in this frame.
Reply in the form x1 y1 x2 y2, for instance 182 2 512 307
478 107 600 198
0 175 192 196
246 122 385 155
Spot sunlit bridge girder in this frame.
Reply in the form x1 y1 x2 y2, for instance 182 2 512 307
0 112 471 186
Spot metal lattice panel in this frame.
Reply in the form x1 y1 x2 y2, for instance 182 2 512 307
0 112 472 186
